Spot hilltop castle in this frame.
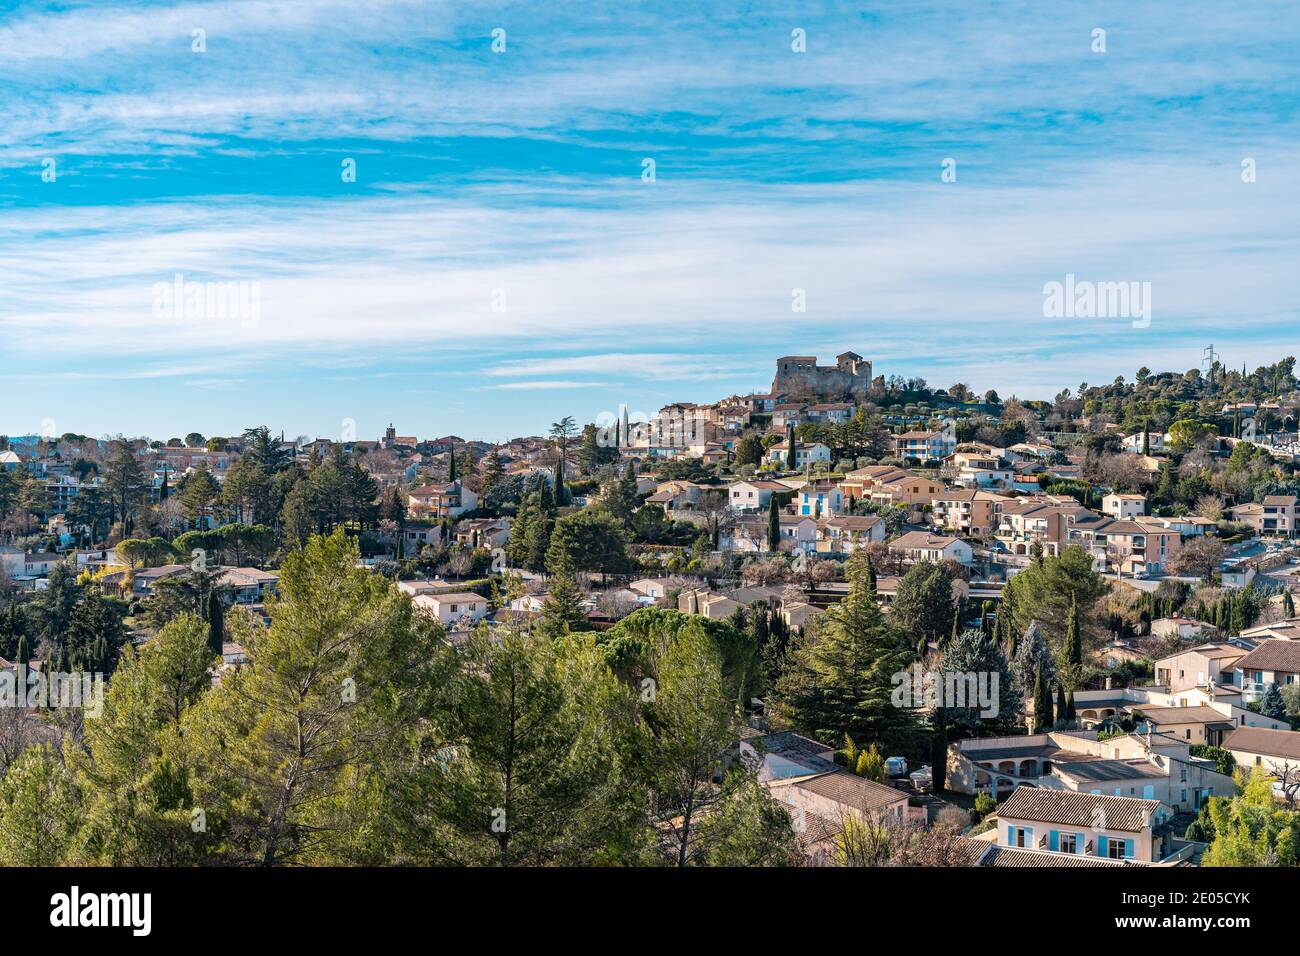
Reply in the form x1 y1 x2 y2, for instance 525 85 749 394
772 352 873 399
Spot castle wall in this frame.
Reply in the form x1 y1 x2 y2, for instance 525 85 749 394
772 356 872 398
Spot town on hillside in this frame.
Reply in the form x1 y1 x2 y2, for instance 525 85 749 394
3 349 1300 869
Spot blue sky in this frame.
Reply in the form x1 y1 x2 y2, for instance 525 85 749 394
1 0 1298 443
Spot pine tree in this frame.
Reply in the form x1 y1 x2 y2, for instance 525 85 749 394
1260 683 1287 721
537 570 587 639
774 559 916 747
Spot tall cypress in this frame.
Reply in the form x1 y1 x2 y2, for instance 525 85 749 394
785 423 796 470
1031 666 1047 730
1065 595 1083 670
207 588 225 657
448 448 457 484
767 497 780 552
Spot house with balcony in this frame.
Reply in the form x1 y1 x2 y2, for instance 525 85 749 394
796 481 844 518
928 489 1009 536
1224 639 1300 702
407 481 478 519
1066 515 1182 576
948 729 1232 813
1231 495 1299 537
454 518 512 549
838 466 944 509
994 499 1092 558
816 515 885 553
994 788 1182 863
894 430 955 462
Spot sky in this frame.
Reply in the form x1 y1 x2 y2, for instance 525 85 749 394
1 0 1298 443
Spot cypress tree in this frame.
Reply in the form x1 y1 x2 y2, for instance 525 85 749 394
1034 668 1054 730
767 497 780 552
1054 682 1067 728
785 423 796 470
448 448 457 484
1065 595 1083 670
207 588 225 657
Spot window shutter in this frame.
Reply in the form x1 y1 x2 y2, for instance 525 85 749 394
1049 830 1059 851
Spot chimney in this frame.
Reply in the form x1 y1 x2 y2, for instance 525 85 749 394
1105 675 1113 690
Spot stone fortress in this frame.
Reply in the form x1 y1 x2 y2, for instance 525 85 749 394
772 352 873 399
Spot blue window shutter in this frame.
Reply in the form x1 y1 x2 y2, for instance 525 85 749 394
1099 836 1108 856
1076 832 1085 854
1143 785 1155 800
1006 826 1013 845
1125 839 1134 859
1049 830 1058 851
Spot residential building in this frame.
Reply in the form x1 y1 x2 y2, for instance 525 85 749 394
929 489 1008 536
1225 639 1300 702
887 531 974 566
764 441 831 468
1153 642 1248 694
727 479 791 512
1222 726 1300 776
948 730 1232 813
796 481 844 518
894 430 955 461
816 515 885 553
1102 492 1147 519
1066 516 1182 576
407 481 478 519
994 788 1180 863
412 591 489 630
